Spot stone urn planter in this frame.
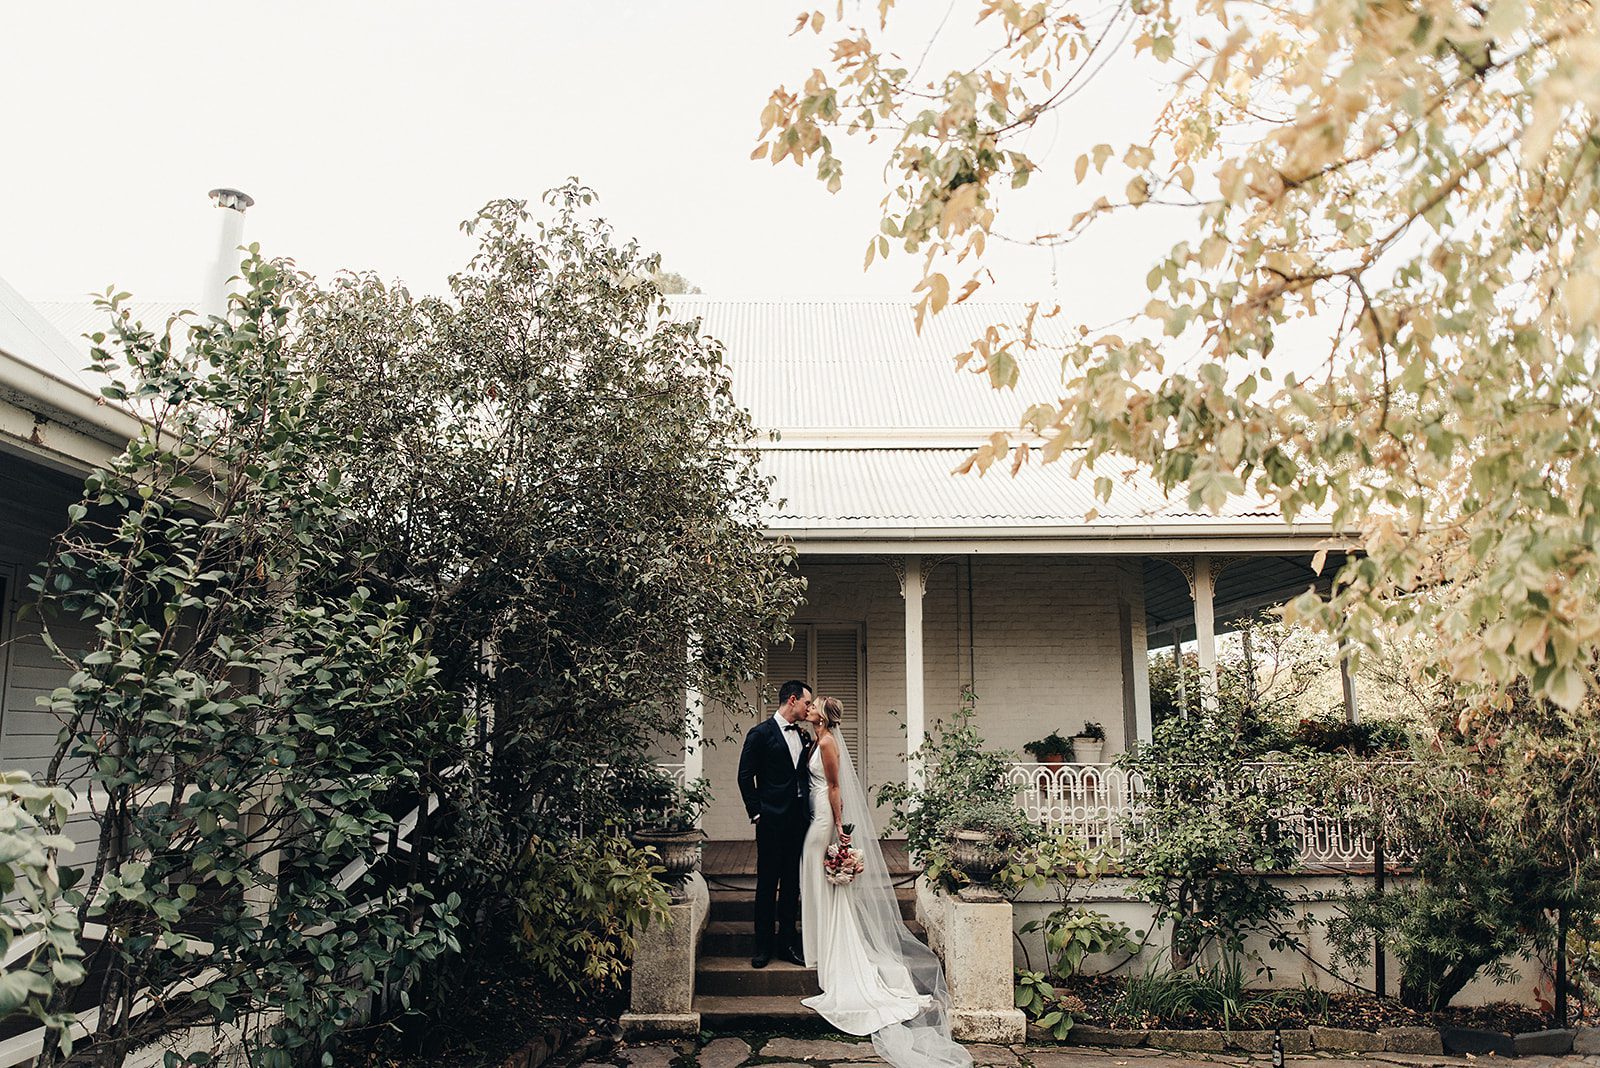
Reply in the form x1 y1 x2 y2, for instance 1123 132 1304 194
949 829 1006 902
632 828 704 898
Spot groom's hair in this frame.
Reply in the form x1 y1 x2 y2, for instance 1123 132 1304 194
777 679 810 707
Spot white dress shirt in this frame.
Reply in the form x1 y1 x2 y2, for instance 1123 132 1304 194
773 709 803 766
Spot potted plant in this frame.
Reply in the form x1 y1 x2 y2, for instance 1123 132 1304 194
1072 721 1106 763
946 797 1036 901
1023 730 1073 767
628 769 711 895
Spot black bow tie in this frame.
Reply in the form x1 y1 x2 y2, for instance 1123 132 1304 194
784 723 802 732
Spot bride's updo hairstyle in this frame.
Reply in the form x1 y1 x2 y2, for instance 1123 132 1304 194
822 697 844 729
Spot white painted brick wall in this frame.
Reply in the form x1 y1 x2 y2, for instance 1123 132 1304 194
699 555 1150 840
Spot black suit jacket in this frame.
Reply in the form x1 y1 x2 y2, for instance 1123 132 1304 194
738 717 812 824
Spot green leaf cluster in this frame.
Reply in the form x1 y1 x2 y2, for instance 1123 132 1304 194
511 830 670 996
30 256 467 1065
877 690 1040 891
1118 710 1314 970
0 773 83 1050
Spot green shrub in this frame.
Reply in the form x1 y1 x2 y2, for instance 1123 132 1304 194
34 264 467 1067
0 773 82 1049
1014 969 1083 1040
879 691 1038 889
1118 711 1308 969
1328 764 1600 1011
613 766 712 834
1022 731 1072 760
1112 958 1329 1030
1020 906 1137 981
1325 678 1600 1012
512 830 670 995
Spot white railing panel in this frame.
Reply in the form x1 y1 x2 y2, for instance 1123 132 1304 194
1008 760 1399 870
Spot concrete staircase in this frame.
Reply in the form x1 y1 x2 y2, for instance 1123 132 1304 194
692 884 925 1029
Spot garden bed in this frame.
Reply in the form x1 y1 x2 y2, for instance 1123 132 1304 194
335 952 621 1068
1060 974 1550 1034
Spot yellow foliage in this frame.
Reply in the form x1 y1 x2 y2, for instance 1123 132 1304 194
758 0 1600 710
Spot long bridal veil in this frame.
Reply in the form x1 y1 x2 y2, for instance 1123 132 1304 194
830 732 973 1068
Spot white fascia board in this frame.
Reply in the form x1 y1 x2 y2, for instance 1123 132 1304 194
0 347 143 471
0 395 129 476
755 428 1025 450
766 524 1351 555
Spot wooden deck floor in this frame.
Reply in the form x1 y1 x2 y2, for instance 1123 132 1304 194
704 838 913 877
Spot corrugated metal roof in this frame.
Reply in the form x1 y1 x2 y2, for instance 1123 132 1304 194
28 294 1307 536
33 299 192 356
668 298 1064 433
0 281 108 399
758 448 1283 530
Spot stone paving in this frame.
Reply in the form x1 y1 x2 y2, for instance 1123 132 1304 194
578 1037 1600 1068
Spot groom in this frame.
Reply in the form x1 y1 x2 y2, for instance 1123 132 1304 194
737 679 814 969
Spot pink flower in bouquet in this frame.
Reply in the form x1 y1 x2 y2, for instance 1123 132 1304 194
823 823 865 886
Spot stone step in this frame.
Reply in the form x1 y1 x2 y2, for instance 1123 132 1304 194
707 887 919 923
695 955 821 997
694 994 815 1030
701 919 926 956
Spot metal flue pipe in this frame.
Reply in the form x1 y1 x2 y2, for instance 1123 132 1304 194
203 187 254 319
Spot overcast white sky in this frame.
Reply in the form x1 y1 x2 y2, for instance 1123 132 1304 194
1 1 1190 316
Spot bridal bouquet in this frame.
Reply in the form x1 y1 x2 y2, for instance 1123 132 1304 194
823 823 866 886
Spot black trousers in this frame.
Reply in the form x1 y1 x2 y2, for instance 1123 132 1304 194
753 811 805 954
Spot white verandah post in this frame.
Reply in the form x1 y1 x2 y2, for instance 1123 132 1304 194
1172 639 1187 713
1338 635 1360 725
902 554 925 788
1193 554 1218 709
684 634 704 798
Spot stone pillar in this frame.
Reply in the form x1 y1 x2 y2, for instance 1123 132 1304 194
916 879 1026 1044
903 554 925 788
620 873 709 1039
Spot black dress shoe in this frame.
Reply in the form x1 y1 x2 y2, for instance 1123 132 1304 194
751 953 770 969
779 946 806 967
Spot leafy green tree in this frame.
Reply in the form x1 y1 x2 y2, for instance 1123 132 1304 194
1119 709 1309 970
760 0 1600 713
26 185 794 1063
288 183 803 970
32 259 464 1066
1329 679 1600 1010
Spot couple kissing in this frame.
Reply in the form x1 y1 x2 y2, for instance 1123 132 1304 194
736 680 972 1067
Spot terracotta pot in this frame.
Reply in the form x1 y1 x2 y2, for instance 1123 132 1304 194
631 828 704 894
1040 754 1068 767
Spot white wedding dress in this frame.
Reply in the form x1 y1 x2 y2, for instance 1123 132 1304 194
799 738 972 1067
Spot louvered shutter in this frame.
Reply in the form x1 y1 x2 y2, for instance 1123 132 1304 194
764 630 811 714
765 624 865 768
813 626 863 761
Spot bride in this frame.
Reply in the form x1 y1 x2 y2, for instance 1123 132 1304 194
799 697 972 1068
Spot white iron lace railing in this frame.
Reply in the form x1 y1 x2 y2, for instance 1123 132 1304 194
1007 761 1397 869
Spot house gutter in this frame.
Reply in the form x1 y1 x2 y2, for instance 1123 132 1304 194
767 522 1355 555
1 188 253 480
0 345 145 475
